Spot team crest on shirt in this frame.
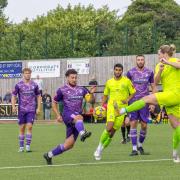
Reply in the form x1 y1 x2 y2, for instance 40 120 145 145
79 89 83 93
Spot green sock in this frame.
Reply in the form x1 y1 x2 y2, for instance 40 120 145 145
173 126 180 149
126 99 146 113
100 129 109 145
173 129 179 150
103 137 112 148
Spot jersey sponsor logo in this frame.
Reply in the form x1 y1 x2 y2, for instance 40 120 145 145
134 78 148 84
68 95 83 100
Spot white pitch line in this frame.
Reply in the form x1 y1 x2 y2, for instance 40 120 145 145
0 159 172 170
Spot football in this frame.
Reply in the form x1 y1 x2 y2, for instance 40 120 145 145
93 106 106 120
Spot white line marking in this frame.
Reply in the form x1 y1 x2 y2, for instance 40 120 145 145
0 159 172 170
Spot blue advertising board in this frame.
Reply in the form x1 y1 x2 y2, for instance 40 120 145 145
0 62 22 78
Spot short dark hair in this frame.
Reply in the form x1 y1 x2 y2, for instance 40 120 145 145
65 69 78 77
136 54 145 59
22 68 32 74
114 63 123 70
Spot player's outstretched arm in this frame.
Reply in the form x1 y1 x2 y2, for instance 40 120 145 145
52 100 62 123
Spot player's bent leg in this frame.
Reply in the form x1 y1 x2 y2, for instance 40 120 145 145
18 124 26 152
115 94 158 116
73 115 91 142
168 114 180 163
44 135 75 165
166 114 180 163
168 114 180 129
94 122 115 161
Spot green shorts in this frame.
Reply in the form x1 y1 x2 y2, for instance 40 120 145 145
106 104 126 130
155 90 180 119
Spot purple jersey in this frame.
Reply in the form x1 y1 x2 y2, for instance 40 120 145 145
127 67 154 102
12 80 40 112
54 84 89 114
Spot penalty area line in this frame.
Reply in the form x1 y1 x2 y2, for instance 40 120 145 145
0 158 172 170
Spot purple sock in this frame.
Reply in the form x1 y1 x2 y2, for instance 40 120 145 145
19 135 24 148
130 129 137 147
51 144 65 156
75 120 85 134
26 134 32 146
139 129 146 144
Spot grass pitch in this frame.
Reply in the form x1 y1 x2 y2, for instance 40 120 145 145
0 123 179 180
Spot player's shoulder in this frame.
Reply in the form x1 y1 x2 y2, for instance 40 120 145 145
144 67 153 74
16 80 24 87
31 80 38 86
58 85 66 91
128 67 136 73
105 78 114 85
58 84 72 93
107 77 115 82
169 57 179 63
122 76 131 81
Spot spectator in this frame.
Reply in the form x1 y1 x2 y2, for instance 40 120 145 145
3 91 12 104
89 76 98 86
42 89 52 120
34 75 43 96
44 96 52 120
149 105 161 120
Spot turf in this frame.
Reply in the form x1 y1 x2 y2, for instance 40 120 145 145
0 123 179 180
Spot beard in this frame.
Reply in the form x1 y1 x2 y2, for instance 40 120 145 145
114 73 122 78
68 82 76 87
137 64 144 69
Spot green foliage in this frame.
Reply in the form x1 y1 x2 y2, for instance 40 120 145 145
119 0 180 54
0 0 179 60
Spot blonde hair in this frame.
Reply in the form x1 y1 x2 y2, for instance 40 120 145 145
22 68 32 74
159 44 176 57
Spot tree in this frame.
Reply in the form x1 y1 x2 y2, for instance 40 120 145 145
115 0 180 54
0 0 7 16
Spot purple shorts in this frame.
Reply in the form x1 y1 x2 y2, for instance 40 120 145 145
18 111 36 125
128 104 149 123
62 111 81 141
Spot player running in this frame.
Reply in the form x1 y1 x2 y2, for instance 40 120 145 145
114 44 180 163
12 68 41 152
94 63 136 160
43 69 96 165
